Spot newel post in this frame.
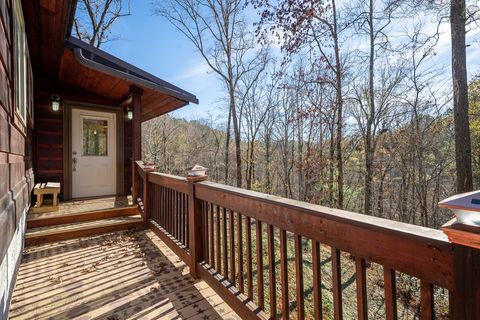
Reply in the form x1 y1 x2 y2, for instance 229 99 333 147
187 174 208 278
441 220 480 319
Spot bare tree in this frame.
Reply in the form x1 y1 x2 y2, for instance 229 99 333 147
253 0 346 208
74 0 131 48
155 0 267 188
238 58 275 190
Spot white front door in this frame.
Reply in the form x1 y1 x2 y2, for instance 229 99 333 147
72 108 117 198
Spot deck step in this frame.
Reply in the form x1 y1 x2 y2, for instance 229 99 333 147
25 215 143 246
27 206 140 228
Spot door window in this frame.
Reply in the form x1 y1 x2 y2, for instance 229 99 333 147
82 118 108 156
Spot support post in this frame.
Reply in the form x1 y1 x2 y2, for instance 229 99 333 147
442 219 480 319
187 175 208 278
131 86 143 203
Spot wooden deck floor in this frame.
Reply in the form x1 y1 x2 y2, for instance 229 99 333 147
9 230 239 320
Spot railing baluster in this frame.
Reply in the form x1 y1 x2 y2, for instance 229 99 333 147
246 216 253 300
216 205 221 272
167 188 171 232
294 234 304 320
156 185 159 226
256 220 264 310
171 188 174 233
171 188 174 234
209 203 215 266
185 193 189 248
237 212 244 293
180 192 184 244
173 191 177 238
177 191 181 239
223 207 228 277
229 209 236 284
203 201 209 262
384 268 397 320
268 224 277 319
280 229 289 319
312 240 322 320
160 186 165 227
420 281 434 320
355 257 368 320
332 248 343 320
164 187 168 231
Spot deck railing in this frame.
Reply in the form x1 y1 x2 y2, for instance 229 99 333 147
133 161 479 320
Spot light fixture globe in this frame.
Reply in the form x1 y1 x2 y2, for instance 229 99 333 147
51 94 60 111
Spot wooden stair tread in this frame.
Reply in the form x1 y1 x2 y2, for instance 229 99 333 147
28 205 138 221
26 215 143 238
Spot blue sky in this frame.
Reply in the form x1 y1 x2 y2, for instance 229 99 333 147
101 3 479 121
103 2 223 120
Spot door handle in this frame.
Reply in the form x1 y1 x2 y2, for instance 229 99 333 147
73 152 77 172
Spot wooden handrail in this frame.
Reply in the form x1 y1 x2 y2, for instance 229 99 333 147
148 172 189 193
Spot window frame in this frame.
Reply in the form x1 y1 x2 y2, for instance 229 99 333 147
13 0 28 129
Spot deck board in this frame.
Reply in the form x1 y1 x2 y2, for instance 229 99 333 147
29 195 134 219
9 230 240 320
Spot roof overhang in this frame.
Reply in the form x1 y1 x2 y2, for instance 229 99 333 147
59 37 198 121
23 1 198 121
22 0 77 79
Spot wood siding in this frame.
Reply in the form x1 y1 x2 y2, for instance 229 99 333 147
0 0 34 317
0 0 33 261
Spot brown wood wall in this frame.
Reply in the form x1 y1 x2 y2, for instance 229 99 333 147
34 81 133 199
0 0 34 265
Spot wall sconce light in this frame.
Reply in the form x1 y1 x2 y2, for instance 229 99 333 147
127 108 133 120
51 94 60 112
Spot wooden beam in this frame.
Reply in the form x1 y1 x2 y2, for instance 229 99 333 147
131 86 142 203
131 85 143 161
118 95 132 109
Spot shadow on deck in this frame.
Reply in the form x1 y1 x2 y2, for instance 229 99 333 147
9 230 239 320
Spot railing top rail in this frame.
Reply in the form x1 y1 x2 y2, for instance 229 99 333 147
197 181 448 242
148 172 189 193
195 180 454 290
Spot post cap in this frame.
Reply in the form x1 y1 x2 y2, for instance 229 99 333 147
440 190 480 249
187 164 208 177
442 217 480 249
187 175 208 182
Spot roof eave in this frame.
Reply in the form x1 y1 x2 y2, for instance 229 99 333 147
66 37 199 104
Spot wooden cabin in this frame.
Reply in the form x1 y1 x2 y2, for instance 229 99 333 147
1 0 200 317
2 1 480 319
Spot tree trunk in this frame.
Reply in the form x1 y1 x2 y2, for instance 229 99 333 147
364 0 375 216
297 117 304 201
332 0 344 209
224 106 232 184
329 124 336 206
246 139 255 190
451 0 473 192
265 130 272 193
229 87 243 188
